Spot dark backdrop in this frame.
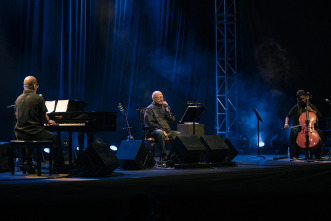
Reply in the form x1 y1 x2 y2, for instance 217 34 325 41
0 0 216 147
237 0 331 152
0 0 330 152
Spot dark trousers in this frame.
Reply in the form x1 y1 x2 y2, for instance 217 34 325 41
290 127 324 158
15 130 65 169
150 129 181 154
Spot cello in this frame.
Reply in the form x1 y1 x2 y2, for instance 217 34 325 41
296 93 320 156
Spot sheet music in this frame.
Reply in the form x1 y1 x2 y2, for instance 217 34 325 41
45 101 56 113
55 100 69 112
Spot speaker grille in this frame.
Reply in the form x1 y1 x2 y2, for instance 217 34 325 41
224 138 239 162
73 143 119 177
116 140 155 170
200 135 229 162
173 135 207 163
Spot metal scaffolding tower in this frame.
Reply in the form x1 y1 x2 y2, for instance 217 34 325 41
215 0 238 139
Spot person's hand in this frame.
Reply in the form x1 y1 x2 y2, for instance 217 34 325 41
284 124 289 129
163 131 168 138
163 101 170 112
48 120 56 125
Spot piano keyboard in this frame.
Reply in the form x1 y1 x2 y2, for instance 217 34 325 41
57 123 86 126
46 111 117 132
44 123 86 127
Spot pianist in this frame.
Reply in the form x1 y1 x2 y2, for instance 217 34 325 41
144 91 181 161
14 76 65 174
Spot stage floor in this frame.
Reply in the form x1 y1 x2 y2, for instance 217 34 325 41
1 154 331 220
0 154 330 184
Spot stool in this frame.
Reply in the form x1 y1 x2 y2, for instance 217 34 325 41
10 140 54 176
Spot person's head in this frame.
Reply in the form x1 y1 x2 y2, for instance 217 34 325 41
152 91 164 105
23 76 38 93
296 89 307 105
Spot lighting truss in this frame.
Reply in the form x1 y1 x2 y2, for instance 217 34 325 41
215 0 238 138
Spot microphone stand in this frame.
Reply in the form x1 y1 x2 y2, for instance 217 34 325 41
249 108 265 159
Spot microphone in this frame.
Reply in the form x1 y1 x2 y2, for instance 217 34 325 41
163 101 171 110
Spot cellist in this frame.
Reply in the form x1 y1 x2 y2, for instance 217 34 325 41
284 90 324 160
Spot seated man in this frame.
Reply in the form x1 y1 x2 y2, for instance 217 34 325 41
14 76 65 173
144 91 181 161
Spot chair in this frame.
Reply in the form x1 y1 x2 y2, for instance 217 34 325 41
139 108 172 161
9 140 54 176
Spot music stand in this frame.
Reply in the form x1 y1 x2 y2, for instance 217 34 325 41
179 105 206 135
250 108 265 159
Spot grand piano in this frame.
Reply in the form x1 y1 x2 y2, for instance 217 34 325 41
44 100 117 172
46 111 116 132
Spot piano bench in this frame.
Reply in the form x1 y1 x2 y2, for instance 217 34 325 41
9 140 55 176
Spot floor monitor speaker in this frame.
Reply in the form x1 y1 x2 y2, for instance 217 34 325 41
172 135 207 163
73 142 119 177
116 140 155 170
0 143 10 172
200 135 229 162
224 138 239 162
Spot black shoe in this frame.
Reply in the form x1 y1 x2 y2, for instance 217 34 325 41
22 163 36 174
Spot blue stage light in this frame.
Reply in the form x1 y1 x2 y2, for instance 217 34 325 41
43 148 50 154
110 145 118 152
259 141 265 147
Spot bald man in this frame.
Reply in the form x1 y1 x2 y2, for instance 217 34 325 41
14 76 65 173
144 91 181 161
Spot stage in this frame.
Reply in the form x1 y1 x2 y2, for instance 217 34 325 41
1 154 331 220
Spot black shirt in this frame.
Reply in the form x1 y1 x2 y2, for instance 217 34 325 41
287 103 322 126
14 90 47 135
144 102 175 133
